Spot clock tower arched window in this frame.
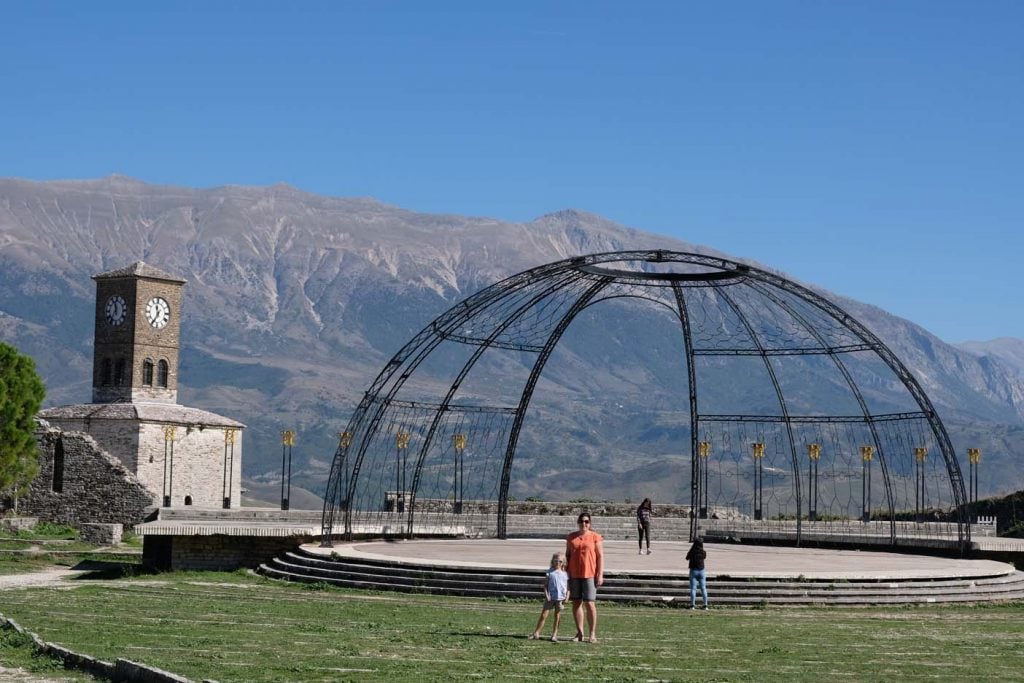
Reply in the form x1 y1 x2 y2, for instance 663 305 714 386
157 359 169 388
114 358 126 387
142 359 154 387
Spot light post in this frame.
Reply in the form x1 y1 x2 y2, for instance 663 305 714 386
453 433 467 514
222 428 237 509
861 445 875 522
914 447 928 523
752 442 765 521
162 425 176 507
395 431 410 513
280 430 295 511
698 441 710 519
968 448 981 516
338 431 352 510
807 443 821 522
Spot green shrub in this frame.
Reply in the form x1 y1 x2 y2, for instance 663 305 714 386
32 521 77 539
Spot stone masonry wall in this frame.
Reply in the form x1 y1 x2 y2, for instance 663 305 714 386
45 418 142 471
136 422 242 508
153 535 311 571
20 426 155 528
79 523 123 545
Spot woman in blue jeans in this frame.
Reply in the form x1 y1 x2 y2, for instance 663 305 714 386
686 537 708 609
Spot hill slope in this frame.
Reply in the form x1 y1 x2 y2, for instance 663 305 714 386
1 176 1022 500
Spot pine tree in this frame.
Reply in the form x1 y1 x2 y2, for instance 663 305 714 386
0 342 46 495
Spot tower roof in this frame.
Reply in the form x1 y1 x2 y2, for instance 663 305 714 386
39 402 245 428
93 261 186 284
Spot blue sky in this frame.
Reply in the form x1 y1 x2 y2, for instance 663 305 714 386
2 1 1021 343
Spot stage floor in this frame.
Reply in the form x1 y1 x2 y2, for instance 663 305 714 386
307 539 1015 581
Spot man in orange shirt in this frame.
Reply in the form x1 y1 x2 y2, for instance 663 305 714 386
565 511 604 643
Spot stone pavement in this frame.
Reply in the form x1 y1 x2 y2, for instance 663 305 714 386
308 538 1016 581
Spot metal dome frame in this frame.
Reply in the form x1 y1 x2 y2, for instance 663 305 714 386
322 250 968 550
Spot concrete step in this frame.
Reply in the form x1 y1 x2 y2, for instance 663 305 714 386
277 550 1018 590
257 546 1024 606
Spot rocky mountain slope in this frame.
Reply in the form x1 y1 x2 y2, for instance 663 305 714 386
1 176 1022 501
960 338 1024 376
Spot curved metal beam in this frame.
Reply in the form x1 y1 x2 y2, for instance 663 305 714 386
737 267 967 548
670 282 701 541
717 285 803 543
744 279 898 543
404 270 587 535
323 261 571 538
496 276 613 537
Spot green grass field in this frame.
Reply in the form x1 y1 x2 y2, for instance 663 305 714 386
2 569 1024 682
0 538 142 575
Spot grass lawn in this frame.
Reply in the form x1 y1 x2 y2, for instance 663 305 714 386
0 523 143 576
2 569 1024 682
0 627 97 681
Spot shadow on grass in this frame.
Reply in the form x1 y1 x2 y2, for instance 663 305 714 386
446 631 560 641
68 559 160 580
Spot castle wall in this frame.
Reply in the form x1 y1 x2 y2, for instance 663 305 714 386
20 427 155 527
35 418 242 509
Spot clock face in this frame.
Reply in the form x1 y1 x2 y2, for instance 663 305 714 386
145 297 171 329
104 295 127 326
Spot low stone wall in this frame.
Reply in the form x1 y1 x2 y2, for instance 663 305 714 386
0 613 198 683
144 534 313 571
79 522 123 545
391 494 742 519
0 517 37 533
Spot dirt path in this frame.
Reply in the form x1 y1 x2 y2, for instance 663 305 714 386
0 568 86 591
0 664 83 682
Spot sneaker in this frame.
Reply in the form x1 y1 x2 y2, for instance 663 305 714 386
703 605 709 611
646 548 652 555
689 605 695 610
638 549 644 555
550 635 558 642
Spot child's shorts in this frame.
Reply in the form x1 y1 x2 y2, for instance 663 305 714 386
543 598 564 612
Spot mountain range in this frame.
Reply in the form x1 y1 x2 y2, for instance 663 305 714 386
1 176 1022 504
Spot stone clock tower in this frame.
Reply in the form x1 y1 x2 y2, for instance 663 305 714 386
92 263 185 404
39 261 245 511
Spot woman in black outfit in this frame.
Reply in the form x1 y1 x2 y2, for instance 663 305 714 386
636 498 653 555
686 537 708 609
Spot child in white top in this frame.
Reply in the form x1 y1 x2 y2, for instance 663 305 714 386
529 553 569 642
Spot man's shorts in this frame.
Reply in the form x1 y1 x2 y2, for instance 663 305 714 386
542 598 564 612
568 577 597 602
